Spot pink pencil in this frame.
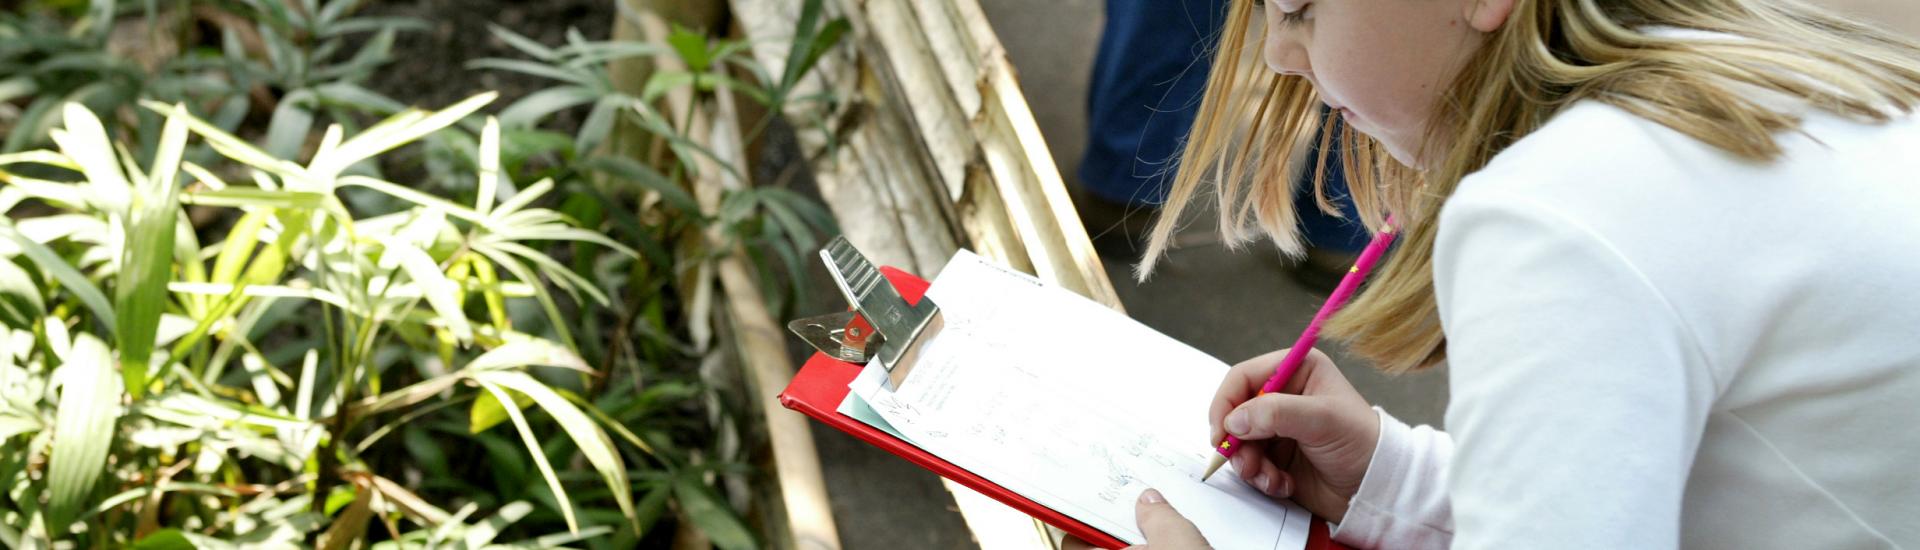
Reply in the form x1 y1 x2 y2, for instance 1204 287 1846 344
1202 220 1400 481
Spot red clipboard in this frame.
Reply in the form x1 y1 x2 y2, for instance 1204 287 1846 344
778 266 1344 549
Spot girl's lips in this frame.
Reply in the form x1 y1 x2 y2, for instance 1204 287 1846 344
1324 101 1355 121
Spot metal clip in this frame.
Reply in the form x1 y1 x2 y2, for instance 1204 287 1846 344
787 236 939 374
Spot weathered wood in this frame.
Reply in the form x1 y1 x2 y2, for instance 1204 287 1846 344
731 0 1120 309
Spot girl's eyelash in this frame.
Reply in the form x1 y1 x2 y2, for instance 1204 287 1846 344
1279 4 1310 25
1254 0 1309 25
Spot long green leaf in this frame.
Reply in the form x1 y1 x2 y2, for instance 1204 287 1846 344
130 529 195 550
465 59 594 88
0 257 44 330
463 501 533 549
781 0 826 92
486 226 638 259
0 150 77 170
48 103 130 214
503 526 615 548
377 237 472 342
210 210 270 285
0 414 41 442
139 100 312 183
673 475 757 550
336 176 488 225
465 338 591 373
0 224 115 332
559 390 655 457
488 177 552 219
318 92 497 178
46 333 124 536
491 241 608 306
116 105 187 397
478 370 636 533
476 380 578 534
581 156 699 213
484 24 557 61
0 174 91 209
467 385 529 434
497 86 599 129
477 117 502 216
180 188 328 210
474 246 576 352
264 89 317 161
345 371 463 417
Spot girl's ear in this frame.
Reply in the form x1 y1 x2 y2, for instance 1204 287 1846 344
1463 0 1516 33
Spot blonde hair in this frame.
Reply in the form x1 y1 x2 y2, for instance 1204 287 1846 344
1141 0 1920 372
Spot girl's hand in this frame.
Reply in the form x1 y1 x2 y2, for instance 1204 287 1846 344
1060 489 1211 550
1211 347 1379 522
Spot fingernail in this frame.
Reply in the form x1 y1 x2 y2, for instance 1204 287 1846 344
1226 410 1249 435
1253 473 1270 492
1278 476 1293 497
1140 489 1165 504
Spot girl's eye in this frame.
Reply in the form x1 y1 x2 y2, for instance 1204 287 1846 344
1279 4 1311 26
1251 0 1265 7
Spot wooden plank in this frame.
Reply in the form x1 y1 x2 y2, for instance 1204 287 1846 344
864 0 975 201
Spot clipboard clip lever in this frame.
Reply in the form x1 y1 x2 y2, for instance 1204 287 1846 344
787 236 940 373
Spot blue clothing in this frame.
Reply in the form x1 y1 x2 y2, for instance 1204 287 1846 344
1079 0 1368 252
1080 0 1225 207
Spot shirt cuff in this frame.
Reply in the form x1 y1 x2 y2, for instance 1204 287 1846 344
1328 407 1454 549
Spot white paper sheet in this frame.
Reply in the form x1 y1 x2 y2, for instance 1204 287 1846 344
849 251 1312 549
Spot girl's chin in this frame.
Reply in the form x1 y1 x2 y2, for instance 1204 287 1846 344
1345 123 1423 168
1382 141 1423 168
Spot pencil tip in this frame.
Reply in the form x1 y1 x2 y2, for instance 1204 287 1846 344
1200 454 1228 481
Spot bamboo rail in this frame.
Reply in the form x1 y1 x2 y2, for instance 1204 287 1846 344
729 0 1126 547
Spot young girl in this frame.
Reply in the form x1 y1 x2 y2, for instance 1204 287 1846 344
1080 0 1920 547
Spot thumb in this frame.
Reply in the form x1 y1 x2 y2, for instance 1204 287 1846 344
1133 489 1209 548
1223 392 1334 443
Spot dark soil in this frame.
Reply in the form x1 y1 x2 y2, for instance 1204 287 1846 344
357 0 613 131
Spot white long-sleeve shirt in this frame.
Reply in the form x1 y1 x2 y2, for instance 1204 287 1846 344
1329 98 1920 548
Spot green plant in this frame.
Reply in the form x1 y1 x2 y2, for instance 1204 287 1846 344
1 1 852 547
0 0 414 162
0 94 660 546
470 3 843 335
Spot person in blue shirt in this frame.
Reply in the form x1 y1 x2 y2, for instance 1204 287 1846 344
1078 0 1367 280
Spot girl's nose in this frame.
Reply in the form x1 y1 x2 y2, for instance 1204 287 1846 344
1264 39 1311 78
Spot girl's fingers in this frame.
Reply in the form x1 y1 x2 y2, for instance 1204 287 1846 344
1254 455 1287 496
1229 451 1292 498
1225 392 1333 444
1278 348 1337 395
1211 348 1298 443
1232 445 1261 482
1265 436 1299 473
1271 469 1297 499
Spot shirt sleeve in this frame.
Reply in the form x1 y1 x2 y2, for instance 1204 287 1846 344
1432 186 1718 549
1329 407 1456 549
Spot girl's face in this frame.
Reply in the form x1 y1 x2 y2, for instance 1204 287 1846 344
1260 0 1500 166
